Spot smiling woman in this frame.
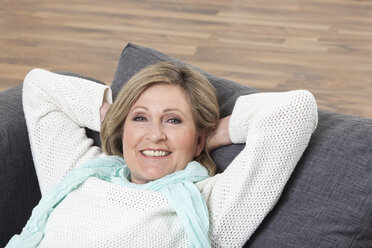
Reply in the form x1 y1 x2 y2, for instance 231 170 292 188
101 62 220 176
7 61 318 247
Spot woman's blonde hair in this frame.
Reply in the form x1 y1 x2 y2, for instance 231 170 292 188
100 61 219 175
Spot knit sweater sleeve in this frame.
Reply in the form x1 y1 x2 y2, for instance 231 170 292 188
22 69 112 195
206 90 318 247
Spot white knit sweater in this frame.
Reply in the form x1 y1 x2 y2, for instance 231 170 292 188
22 69 318 248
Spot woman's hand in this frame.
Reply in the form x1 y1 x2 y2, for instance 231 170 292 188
207 116 232 151
100 102 111 123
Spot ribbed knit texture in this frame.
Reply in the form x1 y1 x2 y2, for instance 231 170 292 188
22 69 318 248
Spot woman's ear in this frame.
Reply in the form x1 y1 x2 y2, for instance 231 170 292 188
195 130 207 157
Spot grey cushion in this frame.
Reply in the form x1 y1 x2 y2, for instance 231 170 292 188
246 111 372 247
111 43 372 247
0 85 41 247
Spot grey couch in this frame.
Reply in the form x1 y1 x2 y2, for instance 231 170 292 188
1 43 371 247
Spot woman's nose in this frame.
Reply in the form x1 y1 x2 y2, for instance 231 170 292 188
146 122 166 142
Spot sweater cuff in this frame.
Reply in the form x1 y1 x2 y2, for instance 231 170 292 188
228 96 250 144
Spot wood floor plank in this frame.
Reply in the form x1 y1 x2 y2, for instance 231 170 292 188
1 0 371 118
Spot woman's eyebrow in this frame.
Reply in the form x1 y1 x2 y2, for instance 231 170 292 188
163 108 187 116
131 106 185 115
164 108 182 113
131 106 148 111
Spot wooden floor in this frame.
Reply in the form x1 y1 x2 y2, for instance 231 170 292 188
1 0 372 118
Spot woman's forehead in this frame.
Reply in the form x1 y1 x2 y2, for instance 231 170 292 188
131 84 192 113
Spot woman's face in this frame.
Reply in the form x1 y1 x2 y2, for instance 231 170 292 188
122 84 205 184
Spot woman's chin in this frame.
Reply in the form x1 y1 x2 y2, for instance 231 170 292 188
145 171 168 181
133 170 169 184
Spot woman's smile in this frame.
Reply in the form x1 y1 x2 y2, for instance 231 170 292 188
140 149 171 158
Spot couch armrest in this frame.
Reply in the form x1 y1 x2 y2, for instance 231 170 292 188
0 85 41 247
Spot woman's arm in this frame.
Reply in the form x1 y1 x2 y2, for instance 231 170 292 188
22 69 112 195
203 90 318 247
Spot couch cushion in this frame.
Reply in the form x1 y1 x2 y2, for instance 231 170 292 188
111 43 372 247
0 85 41 247
245 110 372 247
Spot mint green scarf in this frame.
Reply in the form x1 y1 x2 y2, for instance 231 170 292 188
6 156 211 248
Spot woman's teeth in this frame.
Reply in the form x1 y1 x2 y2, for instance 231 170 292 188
142 150 170 157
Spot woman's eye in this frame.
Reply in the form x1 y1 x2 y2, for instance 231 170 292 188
133 116 146 122
167 118 181 124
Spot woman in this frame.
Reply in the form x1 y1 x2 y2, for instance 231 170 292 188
8 62 318 247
